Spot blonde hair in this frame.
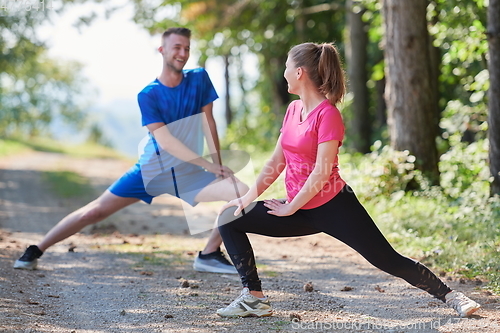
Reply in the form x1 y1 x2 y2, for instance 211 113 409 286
288 42 346 105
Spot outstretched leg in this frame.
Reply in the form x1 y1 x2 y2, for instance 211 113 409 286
14 191 138 270
302 186 480 316
304 187 452 300
38 190 139 251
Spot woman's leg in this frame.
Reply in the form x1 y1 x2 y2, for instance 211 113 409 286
216 202 321 317
305 186 451 301
218 202 319 292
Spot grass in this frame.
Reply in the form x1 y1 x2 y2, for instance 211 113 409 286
0 136 128 160
256 263 281 277
1 135 128 201
95 235 205 269
131 251 188 268
42 170 95 198
0 138 32 157
364 192 500 293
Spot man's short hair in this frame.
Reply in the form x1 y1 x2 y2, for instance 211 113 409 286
162 27 191 39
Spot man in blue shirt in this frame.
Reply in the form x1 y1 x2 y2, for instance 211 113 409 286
14 27 248 274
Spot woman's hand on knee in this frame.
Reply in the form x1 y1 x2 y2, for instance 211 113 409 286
220 194 253 216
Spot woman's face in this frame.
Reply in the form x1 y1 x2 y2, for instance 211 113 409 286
284 56 299 95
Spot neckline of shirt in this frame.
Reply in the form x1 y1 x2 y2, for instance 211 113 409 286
298 99 329 124
155 72 187 89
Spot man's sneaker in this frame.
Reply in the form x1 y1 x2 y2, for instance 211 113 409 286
217 288 273 317
193 248 237 274
445 291 481 317
13 245 43 270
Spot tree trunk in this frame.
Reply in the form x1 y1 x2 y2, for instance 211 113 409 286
375 78 387 128
428 1 441 142
346 0 371 153
382 0 440 184
488 0 500 195
223 54 233 126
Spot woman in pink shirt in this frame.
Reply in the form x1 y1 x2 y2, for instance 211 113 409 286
216 42 480 318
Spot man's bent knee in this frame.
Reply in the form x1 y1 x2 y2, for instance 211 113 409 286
230 182 249 200
195 178 248 202
218 206 239 229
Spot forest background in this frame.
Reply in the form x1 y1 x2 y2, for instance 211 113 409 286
1 0 500 293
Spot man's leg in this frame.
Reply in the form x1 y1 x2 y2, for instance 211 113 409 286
190 177 249 273
194 177 249 253
14 191 138 269
38 191 139 251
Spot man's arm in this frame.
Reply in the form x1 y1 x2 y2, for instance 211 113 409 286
146 121 231 177
201 102 222 165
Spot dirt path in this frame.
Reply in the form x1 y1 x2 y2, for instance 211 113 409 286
1 151 499 333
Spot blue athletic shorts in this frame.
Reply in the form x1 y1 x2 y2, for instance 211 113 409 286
108 163 217 206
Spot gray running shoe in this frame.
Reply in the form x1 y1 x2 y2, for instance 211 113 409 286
193 249 237 274
14 245 43 270
217 288 273 317
445 291 481 317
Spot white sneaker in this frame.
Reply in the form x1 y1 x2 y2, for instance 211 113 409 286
445 291 481 317
217 288 273 317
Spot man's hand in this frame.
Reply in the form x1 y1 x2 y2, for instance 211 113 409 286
204 162 234 178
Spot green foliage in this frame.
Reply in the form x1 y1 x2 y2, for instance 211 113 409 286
429 0 489 147
86 122 114 148
439 137 490 199
223 105 282 152
0 2 97 139
1 56 92 137
340 140 426 200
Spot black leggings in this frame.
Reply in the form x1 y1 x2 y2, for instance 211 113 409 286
218 185 451 302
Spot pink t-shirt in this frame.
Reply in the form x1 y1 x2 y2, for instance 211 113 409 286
280 99 346 209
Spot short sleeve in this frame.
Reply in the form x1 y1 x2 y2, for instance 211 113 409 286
317 106 344 146
138 90 162 126
199 69 218 107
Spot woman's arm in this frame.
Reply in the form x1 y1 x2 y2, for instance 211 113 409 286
264 139 339 216
250 135 286 199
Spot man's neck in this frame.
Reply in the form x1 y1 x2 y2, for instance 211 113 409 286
157 69 183 88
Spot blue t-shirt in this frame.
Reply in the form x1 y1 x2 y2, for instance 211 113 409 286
138 67 218 127
137 68 218 189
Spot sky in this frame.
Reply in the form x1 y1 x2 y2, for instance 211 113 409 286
38 1 227 156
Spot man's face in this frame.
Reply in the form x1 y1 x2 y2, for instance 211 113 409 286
159 33 191 73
